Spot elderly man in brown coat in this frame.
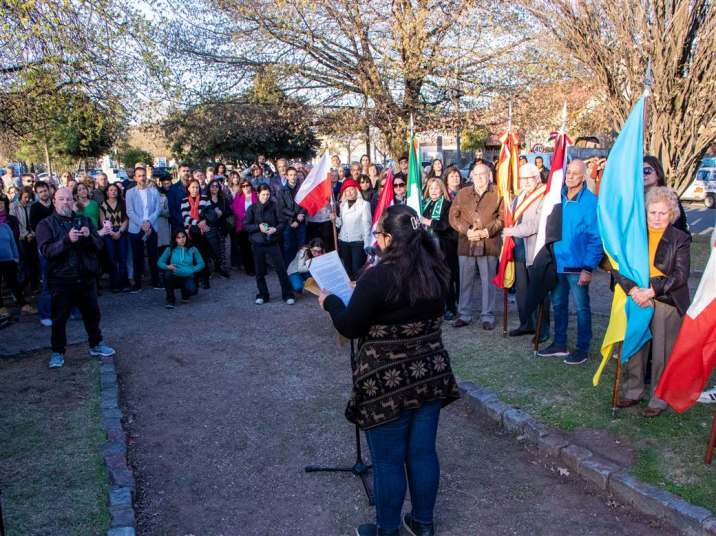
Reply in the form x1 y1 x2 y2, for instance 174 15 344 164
449 163 503 329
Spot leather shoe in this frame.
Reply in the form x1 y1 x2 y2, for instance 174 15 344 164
509 328 535 337
642 407 665 418
453 318 470 328
482 321 495 331
616 399 640 409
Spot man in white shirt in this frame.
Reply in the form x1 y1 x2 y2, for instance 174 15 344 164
126 166 161 292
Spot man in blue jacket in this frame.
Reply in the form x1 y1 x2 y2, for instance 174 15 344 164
537 160 603 365
168 163 191 234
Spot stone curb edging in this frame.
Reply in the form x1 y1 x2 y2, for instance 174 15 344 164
99 355 137 536
459 381 716 536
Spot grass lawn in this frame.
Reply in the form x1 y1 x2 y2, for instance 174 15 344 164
447 315 716 511
0 350 109 535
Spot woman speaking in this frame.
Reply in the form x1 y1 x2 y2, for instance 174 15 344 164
320 205 460 536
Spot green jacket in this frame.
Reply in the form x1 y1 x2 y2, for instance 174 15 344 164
157 246 205 277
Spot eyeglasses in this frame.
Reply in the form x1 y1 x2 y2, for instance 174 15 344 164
393 183 406 188
643 167 654 175
241 184 252 189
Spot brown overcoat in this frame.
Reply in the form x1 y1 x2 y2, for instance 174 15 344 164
448 184 504 257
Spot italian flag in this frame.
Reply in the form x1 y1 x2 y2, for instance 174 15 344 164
406 135 423 215
655 237 716 412
296 151 332 216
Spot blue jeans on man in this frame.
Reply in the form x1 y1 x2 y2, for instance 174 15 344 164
364 399 442 531
551 272 592 352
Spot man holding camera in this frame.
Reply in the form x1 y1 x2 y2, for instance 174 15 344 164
36 187 116 369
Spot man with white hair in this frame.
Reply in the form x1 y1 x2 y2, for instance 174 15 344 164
537 159 602 365
449 163 504 329
36 187 115 369
503 163 547 337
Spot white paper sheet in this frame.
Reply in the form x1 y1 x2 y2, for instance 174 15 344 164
308 250 354 306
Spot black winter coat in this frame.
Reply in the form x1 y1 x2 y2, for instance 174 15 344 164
36 213 103 290
276 183 306 224
244 199 285 246
612 224 691 315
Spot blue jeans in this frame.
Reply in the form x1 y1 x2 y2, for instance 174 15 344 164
129 230 159 288
288 272 308 292
282 223 306 269
38 253 51 320
365 400 442 531
103 234 129 291
551 273 592 352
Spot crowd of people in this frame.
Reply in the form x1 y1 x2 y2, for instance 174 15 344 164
3 148 715 536
1 152 713 409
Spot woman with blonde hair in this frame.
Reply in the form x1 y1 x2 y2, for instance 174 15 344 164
612 186 691 417
422 177 458 320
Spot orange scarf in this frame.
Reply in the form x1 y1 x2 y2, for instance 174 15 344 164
188 196 201 221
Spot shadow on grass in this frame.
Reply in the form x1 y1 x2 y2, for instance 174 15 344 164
446 315 716 510
0 350 109 535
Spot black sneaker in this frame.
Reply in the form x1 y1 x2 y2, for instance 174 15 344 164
536 343 569 358
165 301 175 309
403 513 435 536
564 350 588 365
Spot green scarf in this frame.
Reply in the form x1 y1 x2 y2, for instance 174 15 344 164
430 197 444 220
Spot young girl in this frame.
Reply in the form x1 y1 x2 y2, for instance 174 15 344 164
287 238 325 293
157 229 205 309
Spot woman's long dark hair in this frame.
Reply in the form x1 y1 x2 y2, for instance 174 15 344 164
377 204 450 305
168 229 190 256
643 155 667 186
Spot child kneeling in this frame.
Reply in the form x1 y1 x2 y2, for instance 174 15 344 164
287 238 324 293
157 230 205 309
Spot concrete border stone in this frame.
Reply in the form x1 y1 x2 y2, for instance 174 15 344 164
457 381 715 535
98 354 136 535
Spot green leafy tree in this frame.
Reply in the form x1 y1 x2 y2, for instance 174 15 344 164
164 70 319 162
117 145 154 169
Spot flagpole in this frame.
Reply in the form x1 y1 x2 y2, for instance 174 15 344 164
533 304 544 356
611 343 623 419
330 191 339 252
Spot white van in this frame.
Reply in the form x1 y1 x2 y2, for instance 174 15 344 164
681 167 716 208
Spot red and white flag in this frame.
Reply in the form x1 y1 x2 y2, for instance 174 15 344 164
296 152 332 216
655 236 716 412
371 167 394 246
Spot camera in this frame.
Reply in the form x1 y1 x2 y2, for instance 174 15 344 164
72 218 83 231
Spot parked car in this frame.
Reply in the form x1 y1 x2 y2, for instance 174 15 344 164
681 167 716 208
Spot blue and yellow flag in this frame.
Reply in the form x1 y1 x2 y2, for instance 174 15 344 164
593 96 653 386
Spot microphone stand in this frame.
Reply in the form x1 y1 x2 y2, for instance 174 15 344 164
304 339 374 505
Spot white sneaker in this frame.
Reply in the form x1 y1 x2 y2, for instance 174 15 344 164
698 386 716 404
255 298 265 305
286 298 295 305
40 318 53 327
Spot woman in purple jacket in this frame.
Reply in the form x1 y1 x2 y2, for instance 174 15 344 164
231 178 256 275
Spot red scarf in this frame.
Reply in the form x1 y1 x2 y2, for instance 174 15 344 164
188 195 201 221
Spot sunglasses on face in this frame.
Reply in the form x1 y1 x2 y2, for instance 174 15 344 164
643 168 654 175
394 183 406 188
241 184 252 189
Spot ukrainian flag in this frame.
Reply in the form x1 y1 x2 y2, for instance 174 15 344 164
593 96 653 386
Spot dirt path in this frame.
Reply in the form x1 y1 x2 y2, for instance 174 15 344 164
105 273 675 536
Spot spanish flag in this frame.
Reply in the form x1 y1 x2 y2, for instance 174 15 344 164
593 96 653 386
492 132 520 289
